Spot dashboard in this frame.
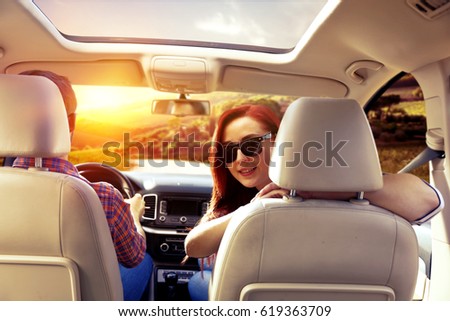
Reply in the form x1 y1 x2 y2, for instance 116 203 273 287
124 163 212 300
125 168 212 260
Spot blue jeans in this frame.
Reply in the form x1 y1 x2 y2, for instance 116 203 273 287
188 270 211 301
188 259 213 301
119 252 153 301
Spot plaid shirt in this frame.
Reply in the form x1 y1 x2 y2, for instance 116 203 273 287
13 157 146 267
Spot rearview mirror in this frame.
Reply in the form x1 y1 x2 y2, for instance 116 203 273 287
152 99 210 116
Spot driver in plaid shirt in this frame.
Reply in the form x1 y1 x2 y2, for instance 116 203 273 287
13 157 146 266
13 70 152 301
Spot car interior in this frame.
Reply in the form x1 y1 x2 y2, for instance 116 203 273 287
1 0 450 302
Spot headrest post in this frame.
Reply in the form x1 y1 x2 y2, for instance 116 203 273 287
30 157 48 172
283 189 303 201
35 157 42 168
289 189 297 198
349 191 369 205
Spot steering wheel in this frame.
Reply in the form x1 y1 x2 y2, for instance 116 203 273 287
75 162 135 199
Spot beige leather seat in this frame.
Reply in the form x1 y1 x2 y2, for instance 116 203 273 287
0 74 123 300
209 97 419 301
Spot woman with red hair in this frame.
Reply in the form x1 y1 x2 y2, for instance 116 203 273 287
184 102 442 300
208 105 281 216
185 103 285 300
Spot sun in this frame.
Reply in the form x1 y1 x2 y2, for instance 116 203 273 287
73 85 156 112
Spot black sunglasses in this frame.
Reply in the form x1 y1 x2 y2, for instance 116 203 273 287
222 132 272 163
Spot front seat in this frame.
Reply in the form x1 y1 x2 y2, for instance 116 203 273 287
209 97 419 301
0 74 123 300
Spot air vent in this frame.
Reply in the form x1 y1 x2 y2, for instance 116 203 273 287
201 202 209 216
407 0 450 19
142 194 157 220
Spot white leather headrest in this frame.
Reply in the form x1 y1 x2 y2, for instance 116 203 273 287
269 97 383 192
0 74 71 157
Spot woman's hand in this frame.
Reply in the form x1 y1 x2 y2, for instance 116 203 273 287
252 182 290 202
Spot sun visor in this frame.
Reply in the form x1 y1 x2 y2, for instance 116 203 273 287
221 66 348 97
6 60 146 87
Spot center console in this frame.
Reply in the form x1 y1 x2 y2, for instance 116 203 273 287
141 192 210 300
142 192 209 259
152 268 197 300
142 193 209 228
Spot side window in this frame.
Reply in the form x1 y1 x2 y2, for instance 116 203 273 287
366 73 428 181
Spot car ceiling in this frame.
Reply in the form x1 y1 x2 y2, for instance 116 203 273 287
0 0 449 106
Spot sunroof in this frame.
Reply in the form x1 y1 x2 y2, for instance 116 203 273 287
33 0 332 53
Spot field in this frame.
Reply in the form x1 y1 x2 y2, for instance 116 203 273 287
372 80 429 181
377 143 429 181
68 78 431 182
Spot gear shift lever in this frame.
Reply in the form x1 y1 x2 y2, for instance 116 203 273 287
165 272 178 300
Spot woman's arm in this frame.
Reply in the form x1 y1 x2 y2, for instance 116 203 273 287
184 213 234 258
361 173 441 222
259 173 441 223
186 173 442 258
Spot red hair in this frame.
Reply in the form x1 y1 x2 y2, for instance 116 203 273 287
203 104 281 223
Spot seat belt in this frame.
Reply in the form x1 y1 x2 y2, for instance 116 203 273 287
397 146 445 174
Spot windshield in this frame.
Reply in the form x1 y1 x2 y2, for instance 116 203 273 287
69 85 296 171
